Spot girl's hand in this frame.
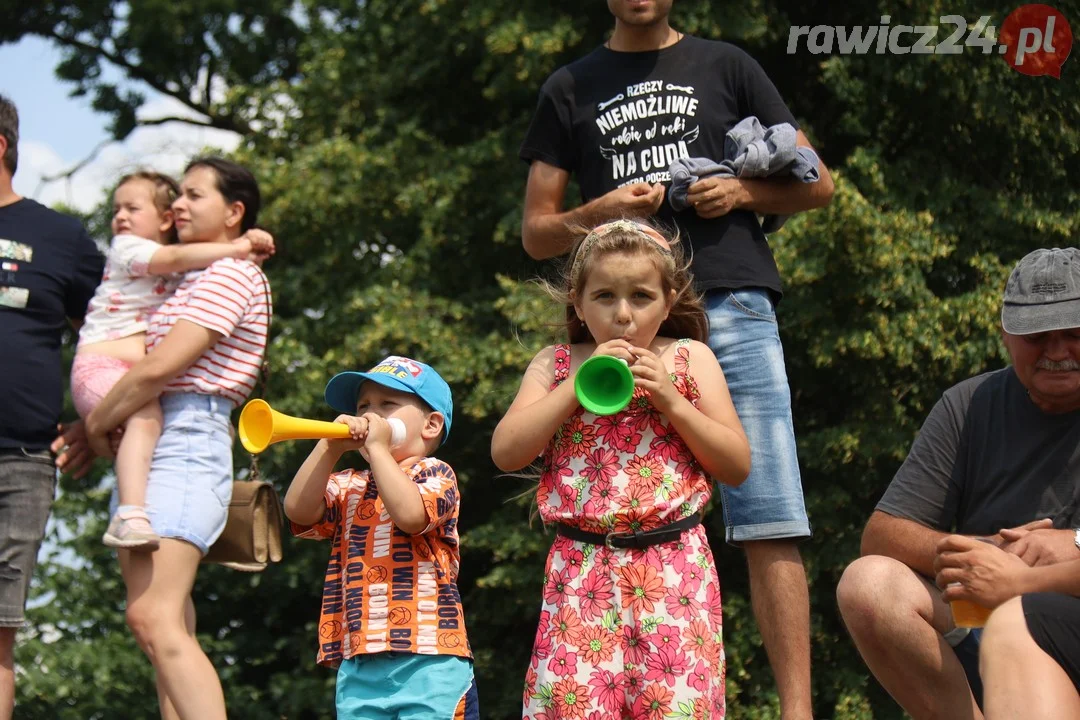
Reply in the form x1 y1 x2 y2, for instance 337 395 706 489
242 228 276 257
231 229 276 265
360 413 392 452
590 338 636 364
325 415 367 452
630 346 681 413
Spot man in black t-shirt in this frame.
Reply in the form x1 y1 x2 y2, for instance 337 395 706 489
518 2 833 717
0 95 102 719
837 247 1080 718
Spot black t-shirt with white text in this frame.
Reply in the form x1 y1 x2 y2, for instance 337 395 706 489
520 35 799 295
878 369 1080 536
0 199 103 450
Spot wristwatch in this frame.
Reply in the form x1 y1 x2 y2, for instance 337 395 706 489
1074 528 1080 553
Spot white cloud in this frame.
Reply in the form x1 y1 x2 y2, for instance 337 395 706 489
13 94 240 214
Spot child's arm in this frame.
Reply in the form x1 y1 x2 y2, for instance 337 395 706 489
284 415 365 526
146 229 276 274
630 340 751 487
360 414 428 534
491 346 576 472
491 340 635 471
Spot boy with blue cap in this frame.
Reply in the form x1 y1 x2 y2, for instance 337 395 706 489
285 355 478 720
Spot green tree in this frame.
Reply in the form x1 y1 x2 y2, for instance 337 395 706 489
7 1 1079 718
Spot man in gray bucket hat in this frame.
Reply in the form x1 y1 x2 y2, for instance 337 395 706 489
1003 246 1080 332
835 247 1080 718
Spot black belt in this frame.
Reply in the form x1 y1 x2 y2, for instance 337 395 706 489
556 515 702 550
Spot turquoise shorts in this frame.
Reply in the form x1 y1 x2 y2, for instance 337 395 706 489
336 652 478 720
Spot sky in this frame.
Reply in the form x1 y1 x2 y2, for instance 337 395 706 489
0 36 240 214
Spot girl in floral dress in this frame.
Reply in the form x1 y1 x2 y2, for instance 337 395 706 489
492 219 751 720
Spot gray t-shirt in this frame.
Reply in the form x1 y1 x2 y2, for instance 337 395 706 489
878 368 1080 535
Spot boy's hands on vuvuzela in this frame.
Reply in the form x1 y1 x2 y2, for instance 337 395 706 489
325 414 368 452
359 413 392 452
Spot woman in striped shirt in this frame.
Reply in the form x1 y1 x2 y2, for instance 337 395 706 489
86 156 272 720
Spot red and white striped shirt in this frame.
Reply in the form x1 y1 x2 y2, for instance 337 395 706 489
146 258 271 407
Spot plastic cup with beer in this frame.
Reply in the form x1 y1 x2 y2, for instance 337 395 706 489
574 355 635 416
947 536 997 628
949 592 993 628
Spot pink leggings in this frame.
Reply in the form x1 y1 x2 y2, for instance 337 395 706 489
71 353 133 419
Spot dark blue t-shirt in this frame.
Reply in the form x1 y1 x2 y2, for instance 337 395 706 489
520 35 799 295
0 198 103 450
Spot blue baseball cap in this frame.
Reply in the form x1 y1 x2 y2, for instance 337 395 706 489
324 356 453 443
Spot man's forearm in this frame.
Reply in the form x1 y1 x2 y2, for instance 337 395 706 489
1019 558 1080 597
861 511 950 578
86 362 170 436
523 198 612 260
737 175 834 216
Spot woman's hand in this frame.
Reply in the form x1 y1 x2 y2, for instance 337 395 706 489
84 408 118 459
106 427 124 456
629 346 681 414
934 534 1033 608
87 426 115 460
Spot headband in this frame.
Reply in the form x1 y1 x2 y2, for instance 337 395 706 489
569 219 673 282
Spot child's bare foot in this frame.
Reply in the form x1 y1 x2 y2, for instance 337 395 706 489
102 508 160 551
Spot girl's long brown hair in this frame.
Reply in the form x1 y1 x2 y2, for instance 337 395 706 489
539 218 708 344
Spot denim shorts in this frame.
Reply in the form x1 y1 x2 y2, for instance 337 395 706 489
337 653 479 720
111 393 234 554
705 289 811 543
0 449 56 626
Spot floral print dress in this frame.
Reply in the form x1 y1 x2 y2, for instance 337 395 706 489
523 341 726 720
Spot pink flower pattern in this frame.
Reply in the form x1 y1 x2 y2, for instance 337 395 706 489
525 342 726 718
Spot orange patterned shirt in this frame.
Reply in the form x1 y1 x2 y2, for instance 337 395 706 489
291 457 471 667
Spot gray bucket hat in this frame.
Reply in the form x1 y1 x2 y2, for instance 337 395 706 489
1001 247 1080 335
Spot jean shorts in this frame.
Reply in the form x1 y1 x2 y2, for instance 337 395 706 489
111 393 234 554
337 653 479 720
705 289 811 543
0 449 56 626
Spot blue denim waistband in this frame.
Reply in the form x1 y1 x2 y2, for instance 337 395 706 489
160 392 235 416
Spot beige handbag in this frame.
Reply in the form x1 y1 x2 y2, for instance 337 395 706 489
202 478 284 572
202 275 284 573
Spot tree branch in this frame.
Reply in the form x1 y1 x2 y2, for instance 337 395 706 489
40 28 250 136
137 116 215 128
44 29 199 113
32 110 231 199
204 53 216 110
33 137 111 197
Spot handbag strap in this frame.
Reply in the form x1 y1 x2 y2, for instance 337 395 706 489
247 271 274 483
